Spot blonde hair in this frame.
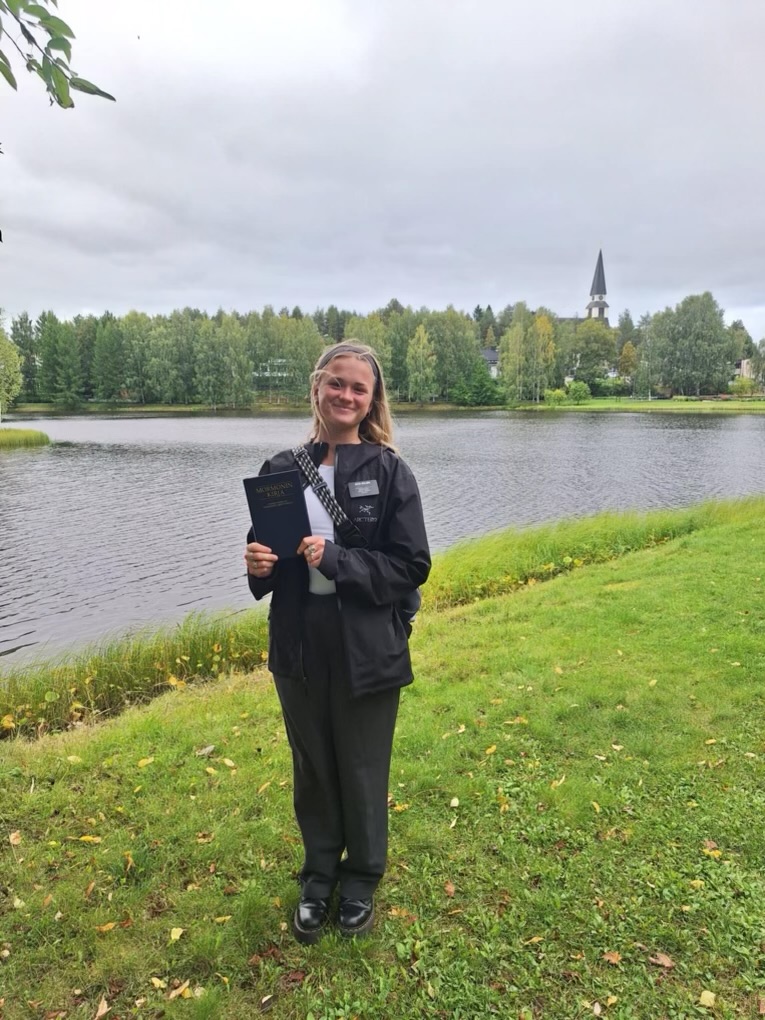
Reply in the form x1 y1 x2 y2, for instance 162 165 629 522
309 341 396 449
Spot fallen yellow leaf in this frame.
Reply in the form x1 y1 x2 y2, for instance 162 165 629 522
168 979 190 1001
170 927 185 941
485 745 497 755
95 922 117 933
138 757 154 768
150 977 167 989
699 990 716 1007
95 996 111 1018
592 802 601 814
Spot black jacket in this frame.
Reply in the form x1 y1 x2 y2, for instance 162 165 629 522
247 442 431 697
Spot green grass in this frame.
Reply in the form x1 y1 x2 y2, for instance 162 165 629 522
0 611 269 738
520 397 765 413
3 501 765 1017
0 428 50 449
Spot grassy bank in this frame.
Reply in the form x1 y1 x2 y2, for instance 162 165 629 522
3 500 756 739
518 397 765 414
0 428 50 449
2 499 765 1017
0 611 269 739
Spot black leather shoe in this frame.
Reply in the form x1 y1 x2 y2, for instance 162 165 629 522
292 897 330 945
337 897 374 937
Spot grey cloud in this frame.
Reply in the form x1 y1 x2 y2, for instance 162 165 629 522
2 0 765 335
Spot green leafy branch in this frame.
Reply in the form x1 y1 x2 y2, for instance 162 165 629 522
0 0 115 109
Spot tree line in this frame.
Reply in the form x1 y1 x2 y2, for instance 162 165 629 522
1 293 762 412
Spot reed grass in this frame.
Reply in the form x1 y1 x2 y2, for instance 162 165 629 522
0 610 268 739
0 427 50 449
424 497 764 610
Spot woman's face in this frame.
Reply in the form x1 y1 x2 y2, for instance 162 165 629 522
314 355 376 441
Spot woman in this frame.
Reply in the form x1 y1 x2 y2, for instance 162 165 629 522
245 341 431 943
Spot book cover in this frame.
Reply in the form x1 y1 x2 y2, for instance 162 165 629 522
243 469 311 559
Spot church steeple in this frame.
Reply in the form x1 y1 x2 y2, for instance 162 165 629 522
586 249 609 324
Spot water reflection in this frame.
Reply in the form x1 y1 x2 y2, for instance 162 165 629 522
1 411 764 664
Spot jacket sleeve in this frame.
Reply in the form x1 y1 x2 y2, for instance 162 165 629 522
319 456 430 606
246 458 279 601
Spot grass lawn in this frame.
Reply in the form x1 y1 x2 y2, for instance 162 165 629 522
518 397 765 414
2 501 765 1018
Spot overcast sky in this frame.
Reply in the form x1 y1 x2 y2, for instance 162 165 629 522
3 0 764 338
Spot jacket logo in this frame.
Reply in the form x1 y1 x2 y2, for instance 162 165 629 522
358 504 375 515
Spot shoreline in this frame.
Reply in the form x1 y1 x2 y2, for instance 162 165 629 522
6 396 765 418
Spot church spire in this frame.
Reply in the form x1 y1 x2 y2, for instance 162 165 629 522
586 249 609 324
590 249 606 298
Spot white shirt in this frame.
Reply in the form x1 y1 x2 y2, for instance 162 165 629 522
303 464 337 595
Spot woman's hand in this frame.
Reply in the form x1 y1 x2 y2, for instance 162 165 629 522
298 536 326 569
245 541 278 578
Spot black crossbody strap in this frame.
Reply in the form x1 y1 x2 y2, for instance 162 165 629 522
292 446 421 630
292 446 365 546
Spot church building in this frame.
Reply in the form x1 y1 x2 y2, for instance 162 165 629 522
585 249 609 325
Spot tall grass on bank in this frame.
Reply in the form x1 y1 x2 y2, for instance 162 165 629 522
2 500 765 1017
424 497 764 609
4 498 765 741
0 428 50 449
0 610 268 739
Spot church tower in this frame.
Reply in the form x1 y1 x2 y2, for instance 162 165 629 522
586 249 609 325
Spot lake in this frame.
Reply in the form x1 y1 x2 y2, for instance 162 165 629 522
2 410 764 664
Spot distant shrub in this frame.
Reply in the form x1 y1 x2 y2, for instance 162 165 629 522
590 376 631 398
730 376 757 397
567 381 591 404
544 388 568 406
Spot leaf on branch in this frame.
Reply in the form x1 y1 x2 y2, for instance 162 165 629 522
50 61 71 106
38 13 74 39
45 35 71 61
70 76 115 101
23 4 51 19
0 53 18 89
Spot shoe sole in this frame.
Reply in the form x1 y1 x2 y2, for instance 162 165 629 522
338 907 375 938
292 914 327 945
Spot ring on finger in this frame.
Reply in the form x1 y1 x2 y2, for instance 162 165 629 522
307 544 316 557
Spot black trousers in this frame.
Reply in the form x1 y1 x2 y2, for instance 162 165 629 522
274 594 400 900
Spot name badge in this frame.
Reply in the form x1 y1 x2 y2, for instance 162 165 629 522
349 480 380 497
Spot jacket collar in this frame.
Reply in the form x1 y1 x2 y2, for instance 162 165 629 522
306 441 382 471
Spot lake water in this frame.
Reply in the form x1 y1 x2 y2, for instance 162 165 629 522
2 410 765 664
